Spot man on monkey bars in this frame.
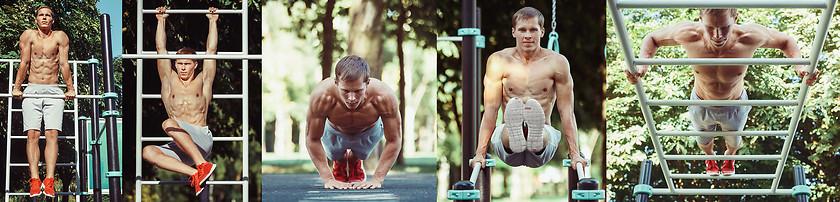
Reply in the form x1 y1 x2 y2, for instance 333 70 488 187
470 7 587 170
13 5 75 198
624 8 819 176
141 6 218 196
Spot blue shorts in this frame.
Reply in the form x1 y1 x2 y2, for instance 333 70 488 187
491 124 562 168
689 89 750 146
321 118 384 161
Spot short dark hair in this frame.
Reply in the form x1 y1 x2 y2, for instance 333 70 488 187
35 6 55 19
512 7 544 28
334 55 370 83
174 47 202 78
699 9 738 17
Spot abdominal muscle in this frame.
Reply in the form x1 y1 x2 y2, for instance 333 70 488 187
692 65 747 100
161 78 208 127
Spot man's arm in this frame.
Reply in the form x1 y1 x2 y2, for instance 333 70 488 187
155 7 171 83
470 53 504 168
553 55 586 169
13 30 32 99
57 31 74 100
202 7 219 100
304 86 351 189
354 85 402 189
756 25 818 86
628 21 697 84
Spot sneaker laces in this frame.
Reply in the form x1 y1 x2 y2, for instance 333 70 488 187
43 179 54 190
189 170 202 188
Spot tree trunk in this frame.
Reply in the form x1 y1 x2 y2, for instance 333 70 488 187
347 0 385 79
321 0 337 80
395 6 407 165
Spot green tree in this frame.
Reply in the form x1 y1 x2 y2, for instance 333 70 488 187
121 0 262 201
607 7 840 201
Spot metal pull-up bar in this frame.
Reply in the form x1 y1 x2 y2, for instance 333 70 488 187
122 54 262 60
614 0 828 9
141 9 243 14
634 58 811 66
0 94 105 99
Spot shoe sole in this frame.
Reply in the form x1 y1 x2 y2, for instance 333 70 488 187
504 98 526 153
707 172 720 176
523 99 545 152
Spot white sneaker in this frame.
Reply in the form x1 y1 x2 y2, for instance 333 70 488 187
524 99 545 152
504 98 526 153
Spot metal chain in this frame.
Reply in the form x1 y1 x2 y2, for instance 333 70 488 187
551 0 557 32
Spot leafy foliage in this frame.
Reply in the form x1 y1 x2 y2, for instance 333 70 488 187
607 7 840 201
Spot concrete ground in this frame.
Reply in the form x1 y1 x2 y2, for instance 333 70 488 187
262 173 436 201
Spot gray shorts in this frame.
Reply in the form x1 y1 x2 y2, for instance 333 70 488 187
689 89 750 146
491 124 562 168
321 118 384 161
155 119 214 166
22 84 65 132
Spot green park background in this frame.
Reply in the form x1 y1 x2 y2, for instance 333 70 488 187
436 1 606 201
121 0 261 201
606 7 840 201
0 0 124 201
260 0 438 186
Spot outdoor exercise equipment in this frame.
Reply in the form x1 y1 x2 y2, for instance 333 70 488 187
122 1 261 201
3 14 122 202
563 158 605 201
446 155 496 201
608 0 834 199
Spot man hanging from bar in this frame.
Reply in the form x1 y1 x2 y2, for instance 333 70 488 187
13 5 75 198
625 8 819 176
470 7 587 171
141 6 218 196
305 55 402 190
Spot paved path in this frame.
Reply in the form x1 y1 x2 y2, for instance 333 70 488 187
262 173 436 201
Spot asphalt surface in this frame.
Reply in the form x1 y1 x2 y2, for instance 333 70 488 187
262 173 436 201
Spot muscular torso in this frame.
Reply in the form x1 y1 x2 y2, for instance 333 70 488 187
676 23 764 100
315 78 391 135
496 48 562 124
161 72 210 126
24 30 63 85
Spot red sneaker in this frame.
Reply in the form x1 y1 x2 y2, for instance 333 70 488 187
28 178 41 197
332 160 348 182
348 158 366 183
196 162 216 185
189 170 204 196
705 160 720 176
721 160 735 176
42 178 55 197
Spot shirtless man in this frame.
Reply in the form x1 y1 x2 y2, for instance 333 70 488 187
140 7 219 196
13 5 76 197
625 9 819 176
470 7 587 171
305 55 402 190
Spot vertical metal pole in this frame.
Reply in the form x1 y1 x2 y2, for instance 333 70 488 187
794 165 808 202
135 0 145 201
635 160 652 202
772 0 836 192
91 56 103 202
5 61 13 202
72 61 81 202
99 14 122 202
461 0 477 191
474 7 490 202
78 116 89 202
91 56 103 201
607 0 675 191
241 0 250 201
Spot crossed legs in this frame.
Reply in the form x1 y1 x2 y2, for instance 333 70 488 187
141 119 207 176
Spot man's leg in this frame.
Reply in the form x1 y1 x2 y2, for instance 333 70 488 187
142 145 197 175
44 129 58 179
698 140 715 155
161 119 208 166
502 126 550 153
27 129 41 179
